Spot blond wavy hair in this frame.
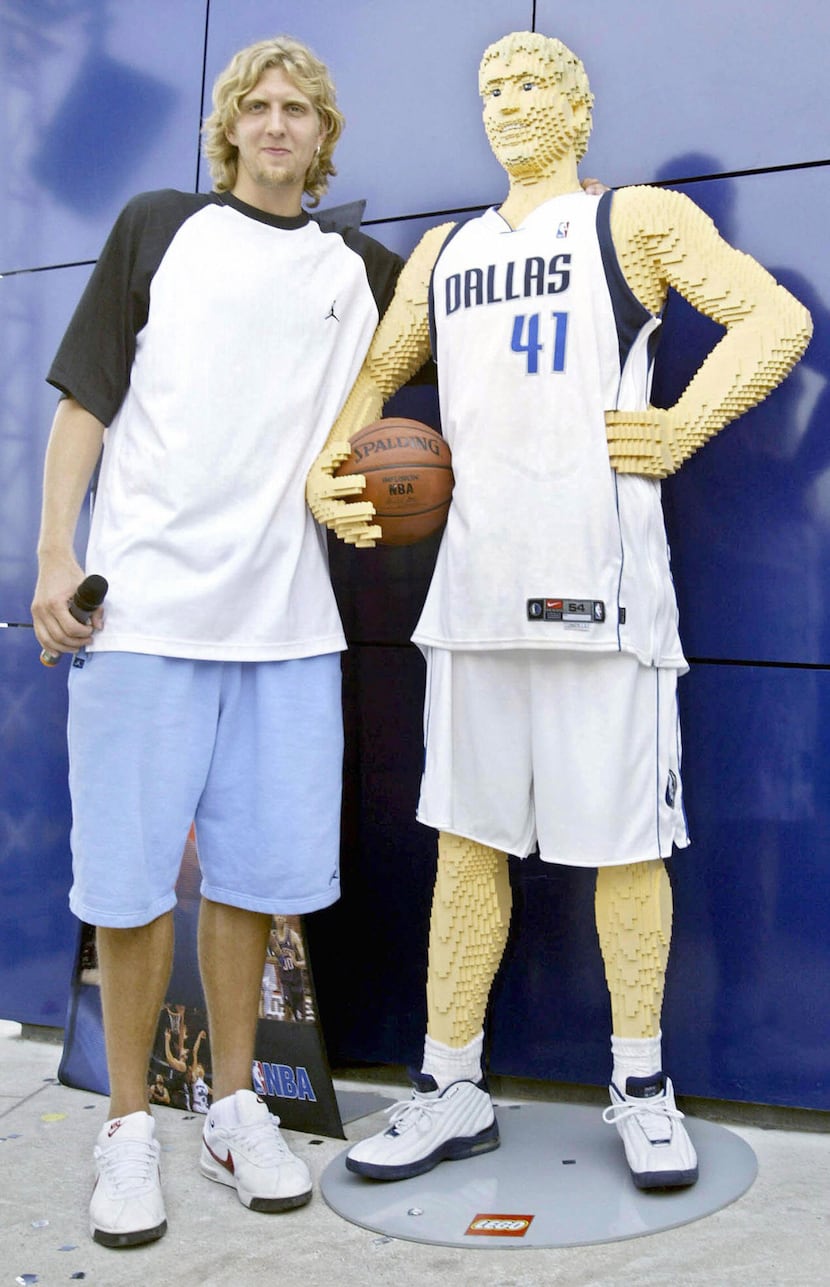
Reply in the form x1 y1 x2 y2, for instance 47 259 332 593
479 31 594 161
202 36 344 207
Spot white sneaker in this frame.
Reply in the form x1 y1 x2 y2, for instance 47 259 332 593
603 1072 699 1189
346 1074 499 1181
200 1090 312 1211
89 1112 167 1247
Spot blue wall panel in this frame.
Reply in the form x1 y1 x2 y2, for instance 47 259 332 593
535 0 827 186
657 166 830 664
1 0 828 1110
487 663 830 1109
2 266 95 618
0 266 96 1025
0 627 78 1027
0 0 208 273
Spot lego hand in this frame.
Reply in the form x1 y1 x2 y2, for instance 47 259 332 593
605 406 688 477
306 442 382 547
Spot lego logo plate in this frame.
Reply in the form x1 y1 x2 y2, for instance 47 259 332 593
465 1213 534 1237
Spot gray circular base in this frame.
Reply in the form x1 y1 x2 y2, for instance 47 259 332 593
321 1102 757 1249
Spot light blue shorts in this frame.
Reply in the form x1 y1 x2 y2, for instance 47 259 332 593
67 652 344 927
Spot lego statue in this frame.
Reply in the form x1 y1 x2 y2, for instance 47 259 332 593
308 31 812 1188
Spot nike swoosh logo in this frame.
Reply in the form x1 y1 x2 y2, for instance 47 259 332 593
204 1140 235 1175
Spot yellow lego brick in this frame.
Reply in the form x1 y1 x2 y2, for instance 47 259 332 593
426 833 511 1048
595 860 673 1039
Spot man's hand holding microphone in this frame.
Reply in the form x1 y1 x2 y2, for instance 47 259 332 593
32 556 108 666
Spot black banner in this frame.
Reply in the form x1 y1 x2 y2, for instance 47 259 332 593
60 829 344 1139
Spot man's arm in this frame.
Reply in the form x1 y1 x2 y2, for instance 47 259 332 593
190 1029 207 1071
606 185 813 477
306 222 453 546
164 1027 187 1073
289 929 306 971
31 396 106 656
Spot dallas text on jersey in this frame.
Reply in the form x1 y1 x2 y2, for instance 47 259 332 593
444 252 571 314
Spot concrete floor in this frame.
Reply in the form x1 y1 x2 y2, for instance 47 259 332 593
1 1020 828 1286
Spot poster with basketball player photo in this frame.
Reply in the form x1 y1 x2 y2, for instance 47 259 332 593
260 915 315 1023
59 828 345 1138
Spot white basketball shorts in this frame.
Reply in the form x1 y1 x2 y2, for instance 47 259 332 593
417 649 689 866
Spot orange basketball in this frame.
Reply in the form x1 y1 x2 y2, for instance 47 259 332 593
335 418 453 546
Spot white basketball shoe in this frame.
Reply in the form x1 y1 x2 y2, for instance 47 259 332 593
200 1089 312 1211
603 1072 699 1189
89 1111 167 1247
346 1074 500 1181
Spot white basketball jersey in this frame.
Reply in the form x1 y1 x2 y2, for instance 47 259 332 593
414 191 686 670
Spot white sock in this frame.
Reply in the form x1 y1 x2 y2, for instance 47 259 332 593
421 1031 484 1089
610 1032 662 1091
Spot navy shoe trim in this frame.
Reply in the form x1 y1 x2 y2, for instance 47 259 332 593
345 1118 500 1182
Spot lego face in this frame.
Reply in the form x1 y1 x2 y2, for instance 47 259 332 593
480 51 586 179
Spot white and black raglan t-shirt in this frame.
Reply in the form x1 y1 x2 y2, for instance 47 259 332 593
48 189 401 661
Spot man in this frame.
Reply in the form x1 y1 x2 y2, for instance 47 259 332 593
308 30 811 1188
273 916 308 1022
31 35 401 1247
261 930 280 1018
188 1029 211 1114
148 1073 171 1107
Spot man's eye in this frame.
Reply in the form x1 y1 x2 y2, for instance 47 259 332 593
491 87 502 98
522 82 535 91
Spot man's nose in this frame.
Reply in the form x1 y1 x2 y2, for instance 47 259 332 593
266 106 287 132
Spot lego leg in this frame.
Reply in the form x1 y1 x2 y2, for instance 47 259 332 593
344 832 509 1180
426 832 512 1048
594 858 672 1039
595 859 697 1188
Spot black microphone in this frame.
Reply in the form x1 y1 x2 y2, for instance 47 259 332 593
40 574 109 667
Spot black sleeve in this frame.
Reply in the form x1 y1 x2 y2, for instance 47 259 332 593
335 225 404 321
46 189 216 426
47 193 157 425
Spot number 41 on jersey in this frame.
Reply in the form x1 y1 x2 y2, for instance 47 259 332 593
511 311 569 374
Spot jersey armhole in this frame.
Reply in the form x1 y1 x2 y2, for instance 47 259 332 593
597 191 659 372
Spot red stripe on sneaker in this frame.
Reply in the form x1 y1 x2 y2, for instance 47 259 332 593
204 1141 235 1175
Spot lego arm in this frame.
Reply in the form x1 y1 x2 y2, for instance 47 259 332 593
606 185 813 477
306 222 453 546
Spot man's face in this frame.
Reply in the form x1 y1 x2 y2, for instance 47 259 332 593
227 66 324 213
480 51 585 179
